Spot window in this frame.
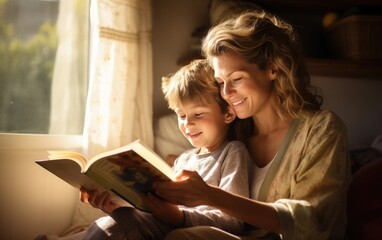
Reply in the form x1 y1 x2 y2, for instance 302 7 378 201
0 0 89 134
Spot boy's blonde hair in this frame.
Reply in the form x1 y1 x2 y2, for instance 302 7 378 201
162 59 228 113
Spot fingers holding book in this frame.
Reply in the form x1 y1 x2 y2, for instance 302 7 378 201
80 187 121 214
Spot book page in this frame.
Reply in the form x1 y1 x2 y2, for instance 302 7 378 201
85 140 175 180
85 148 173 212
130 140 176 181
35 159 131 207
48 151 87 169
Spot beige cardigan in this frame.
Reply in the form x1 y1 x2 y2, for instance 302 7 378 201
256 110 351 240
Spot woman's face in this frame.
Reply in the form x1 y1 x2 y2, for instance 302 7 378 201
212 51 276 119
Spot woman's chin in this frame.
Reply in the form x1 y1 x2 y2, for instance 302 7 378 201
235 111 251 119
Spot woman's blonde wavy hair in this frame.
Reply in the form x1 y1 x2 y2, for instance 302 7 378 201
202 10 322 119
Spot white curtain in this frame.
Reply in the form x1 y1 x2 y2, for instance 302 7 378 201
50 0 153 156
49 0 89 134
83 0 154 157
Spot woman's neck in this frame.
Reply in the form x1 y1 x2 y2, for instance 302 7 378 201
249 109 293 167
252 108 291 137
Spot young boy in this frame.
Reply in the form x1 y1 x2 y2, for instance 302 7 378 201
78 59 253 240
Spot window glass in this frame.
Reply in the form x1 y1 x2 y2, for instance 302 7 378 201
0 0 88 134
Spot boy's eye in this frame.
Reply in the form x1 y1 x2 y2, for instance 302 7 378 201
233 77 242 81
177 115 186 120
195 113 203 118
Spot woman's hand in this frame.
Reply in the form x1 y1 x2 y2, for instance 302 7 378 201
153 170 212 207
80 188 121 214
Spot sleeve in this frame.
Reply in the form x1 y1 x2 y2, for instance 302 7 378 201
181 142 253 235
273 113 352 240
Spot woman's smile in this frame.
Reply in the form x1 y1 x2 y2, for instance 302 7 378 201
231 98 247 106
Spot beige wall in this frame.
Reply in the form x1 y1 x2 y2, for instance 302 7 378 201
312 76 382 149
0 134 81 240
152 0 210 118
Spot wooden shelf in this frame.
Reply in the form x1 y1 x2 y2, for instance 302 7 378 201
177 0 382 80
259 0 382 79
307 58 382 79
250 0 382 14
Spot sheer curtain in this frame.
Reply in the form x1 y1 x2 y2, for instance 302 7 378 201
49 0 89 134
83 0 153 157
50 0 153 156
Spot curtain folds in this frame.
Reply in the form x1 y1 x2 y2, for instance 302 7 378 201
83 0 153 157
49 0 89 135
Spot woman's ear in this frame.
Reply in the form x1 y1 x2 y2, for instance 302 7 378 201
268 64 278 81
225 106 236 124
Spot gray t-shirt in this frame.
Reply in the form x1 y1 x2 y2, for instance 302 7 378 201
173 140 253 235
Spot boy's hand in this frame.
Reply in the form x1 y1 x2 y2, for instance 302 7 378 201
80 187 121 214
141 193 184 227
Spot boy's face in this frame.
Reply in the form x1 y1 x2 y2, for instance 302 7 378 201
174 101 233 153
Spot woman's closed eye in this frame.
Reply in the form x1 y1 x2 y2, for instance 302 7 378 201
215 78 224 87
216 77 242 88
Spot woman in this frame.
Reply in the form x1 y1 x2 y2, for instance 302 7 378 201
154 10 351 240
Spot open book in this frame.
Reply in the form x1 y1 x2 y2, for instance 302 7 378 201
35 139 175 213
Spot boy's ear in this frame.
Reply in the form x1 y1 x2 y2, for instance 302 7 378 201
225 106 236 124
